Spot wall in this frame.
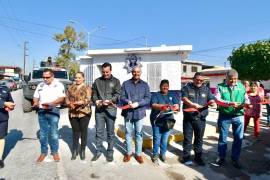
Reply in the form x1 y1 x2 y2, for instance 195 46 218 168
80 52 182 91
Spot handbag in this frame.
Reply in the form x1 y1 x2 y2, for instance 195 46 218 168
155 117 176 131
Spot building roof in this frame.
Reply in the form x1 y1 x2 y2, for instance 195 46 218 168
85 45 192 56
200 66 231 74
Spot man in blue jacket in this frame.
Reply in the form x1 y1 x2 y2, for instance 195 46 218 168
121 66 151 164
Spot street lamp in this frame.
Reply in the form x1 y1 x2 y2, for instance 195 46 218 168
69 20 106 49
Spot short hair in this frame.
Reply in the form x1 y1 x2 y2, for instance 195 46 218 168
193 72 204 78
76 71 85 78
101 62 112 70
226 69 238 78
0 74 4 80
43 68 54 75
160 79 169 87
131 66 141 72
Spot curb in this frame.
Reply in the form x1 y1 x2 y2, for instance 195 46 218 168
115 127 184 150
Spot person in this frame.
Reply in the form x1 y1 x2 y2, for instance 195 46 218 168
0 74 15 168
265 92 270 127
121 66 151 164
66 72 92 160
181 72 215 166
213 69 250 169
242 80 250 93
244 82 261 140
150 79 179 164
91 62 121 162
33 68 65 162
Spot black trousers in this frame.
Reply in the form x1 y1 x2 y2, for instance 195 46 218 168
95 111 116 155
183 116 206 158
69 114 91 149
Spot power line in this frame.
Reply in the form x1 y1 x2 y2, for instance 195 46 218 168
0 23 52 37
0 16 63 30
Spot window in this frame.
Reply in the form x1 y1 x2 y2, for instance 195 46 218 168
147 63 161 92
191 66 198 72
182 65 187 73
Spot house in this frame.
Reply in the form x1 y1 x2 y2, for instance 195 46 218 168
79 45 192 91
181 60 204 87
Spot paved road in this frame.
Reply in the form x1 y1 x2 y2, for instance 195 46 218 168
0 90 270 180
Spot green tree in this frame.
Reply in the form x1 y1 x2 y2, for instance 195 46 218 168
53 25 87 77
228 40 270 81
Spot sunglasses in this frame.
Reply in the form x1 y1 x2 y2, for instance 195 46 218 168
195 79 204 82
43 76 51 79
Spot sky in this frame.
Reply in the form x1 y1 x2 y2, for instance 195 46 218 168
0 0 270 73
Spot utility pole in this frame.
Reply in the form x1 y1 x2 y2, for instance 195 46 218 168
23 41 29 75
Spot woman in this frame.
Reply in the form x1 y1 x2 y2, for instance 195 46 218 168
66 72 91 160
150 79 179 164
244 82 262 140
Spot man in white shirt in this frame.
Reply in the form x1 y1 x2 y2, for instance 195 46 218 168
33 68 65 162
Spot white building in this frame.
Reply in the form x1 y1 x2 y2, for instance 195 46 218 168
80 45 192 91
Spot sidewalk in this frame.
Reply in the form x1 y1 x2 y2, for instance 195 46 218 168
57 107 270 180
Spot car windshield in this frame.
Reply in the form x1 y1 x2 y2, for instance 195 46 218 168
32 70 68 79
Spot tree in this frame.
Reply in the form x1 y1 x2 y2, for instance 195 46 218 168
53 25 87 77
228 40 270 81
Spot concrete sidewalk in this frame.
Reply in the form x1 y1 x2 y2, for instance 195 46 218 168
56 106 270 179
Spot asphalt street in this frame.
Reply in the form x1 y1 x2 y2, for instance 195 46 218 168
0 90 270 180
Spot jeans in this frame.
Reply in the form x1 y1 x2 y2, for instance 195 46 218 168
69 114 91 149
183 117 206 158
266 105 270 124
38 109 60 155
125 118 143 156
152 124 170 157
95 111 116 155
244 115 260 137
218 115 244 161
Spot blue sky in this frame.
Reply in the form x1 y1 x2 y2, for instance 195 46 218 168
0 0 270 72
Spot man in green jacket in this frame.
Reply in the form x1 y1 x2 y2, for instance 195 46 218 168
213 69 249 169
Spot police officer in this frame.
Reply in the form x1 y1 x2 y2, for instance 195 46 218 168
181 72 215 166
33 68 65 162
0 74 15 168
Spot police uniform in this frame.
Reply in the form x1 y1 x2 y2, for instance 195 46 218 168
181 82 215 161
0 85 14 138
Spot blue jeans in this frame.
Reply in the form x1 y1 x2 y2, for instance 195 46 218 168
218 115 244 161
125 118 143 156
152 124 170 157
266 105 270 124
38 109 60 155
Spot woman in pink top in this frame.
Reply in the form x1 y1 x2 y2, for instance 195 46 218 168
244 82 262 139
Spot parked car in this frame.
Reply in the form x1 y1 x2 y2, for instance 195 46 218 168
0 79 17 91
13 77 23 89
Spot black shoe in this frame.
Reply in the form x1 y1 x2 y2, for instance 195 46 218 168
71 149 77 160
232 160 241 169
91 152 101 161
194 157 205 166
80 148 85 160
0 160 4 168
181 156 193 165
106 154 114 162
151 155 159 164
211 158 225 167
159 154 166 163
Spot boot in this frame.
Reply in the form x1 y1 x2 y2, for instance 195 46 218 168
194 152 205 166
71 148 77 160
80 147 85 160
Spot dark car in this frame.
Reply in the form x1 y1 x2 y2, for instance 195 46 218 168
0 79 17 91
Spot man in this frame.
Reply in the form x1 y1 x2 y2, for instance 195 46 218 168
33 68 65 162
181 72 215 166
121 66 151 164
92 62 121 162
0 74 15 168
213 69 249 169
